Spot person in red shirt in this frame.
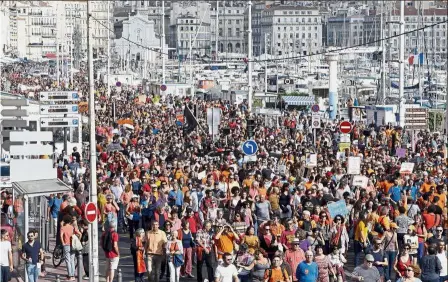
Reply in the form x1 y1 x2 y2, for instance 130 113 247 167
101 221 120 282
285 238 306 282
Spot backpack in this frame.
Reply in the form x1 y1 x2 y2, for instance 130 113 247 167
102 231 115 252
268 268 288 282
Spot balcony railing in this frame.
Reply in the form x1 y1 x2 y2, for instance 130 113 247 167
28 12 43 16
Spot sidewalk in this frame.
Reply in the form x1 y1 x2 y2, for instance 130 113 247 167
12 235 106 282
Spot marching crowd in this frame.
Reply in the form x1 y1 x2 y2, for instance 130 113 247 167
0 62 447 282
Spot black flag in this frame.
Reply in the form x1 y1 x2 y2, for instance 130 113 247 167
184 104 198 134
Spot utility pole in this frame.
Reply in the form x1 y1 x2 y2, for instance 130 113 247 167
56 19 60 87
87 1 99 281
398 0 405 127
247 0 253 111
215 1 219 61
264 33 268 94
380 0 385 104
70 10 74 87
161 0 166 84
106 0 110 97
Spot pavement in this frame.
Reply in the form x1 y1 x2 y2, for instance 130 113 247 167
11 226 387 282
11 227 200 282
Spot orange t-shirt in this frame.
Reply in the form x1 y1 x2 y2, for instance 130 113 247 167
264 268 289 282
215 233 235 255
420 182 435 194
304 182 313 190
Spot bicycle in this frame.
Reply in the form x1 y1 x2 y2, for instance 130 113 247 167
52 244 79 268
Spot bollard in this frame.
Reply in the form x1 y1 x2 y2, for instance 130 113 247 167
42 216 47 252
77 252 83 282
117 269 122 282
45 219 50 251
56 274 61 282
49 216 55 237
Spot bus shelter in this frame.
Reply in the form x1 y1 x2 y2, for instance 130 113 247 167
12 179 72 282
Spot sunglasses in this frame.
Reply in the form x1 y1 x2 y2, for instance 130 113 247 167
265 228 270 231
366 260 374 263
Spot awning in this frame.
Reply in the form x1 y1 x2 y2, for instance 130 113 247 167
12 179 72 197
282 95 315 106
45 53 57 59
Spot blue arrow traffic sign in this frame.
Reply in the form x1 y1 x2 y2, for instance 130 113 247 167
242 140 258 156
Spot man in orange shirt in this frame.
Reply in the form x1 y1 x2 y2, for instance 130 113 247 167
264 255 290 282
420 177 436 194
214 224 239 261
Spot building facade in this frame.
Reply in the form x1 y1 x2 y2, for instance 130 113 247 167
260 6 323 56
326 5 447 61
114 12 166 73
169 2 212 57
210 2 247 55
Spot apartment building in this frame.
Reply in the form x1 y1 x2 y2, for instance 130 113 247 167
326 5 447 62
169 2 212 57
260 5 323 56
210 1 247 54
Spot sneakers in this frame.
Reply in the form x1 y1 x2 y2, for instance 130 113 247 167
83 276 89 280
187 274 195 278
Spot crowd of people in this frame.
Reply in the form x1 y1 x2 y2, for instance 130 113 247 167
0 62 447 282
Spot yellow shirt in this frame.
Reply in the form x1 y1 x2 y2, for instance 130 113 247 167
355 220 368 243
145 229 168 255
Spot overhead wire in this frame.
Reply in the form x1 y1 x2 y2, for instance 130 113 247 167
88 13 448 64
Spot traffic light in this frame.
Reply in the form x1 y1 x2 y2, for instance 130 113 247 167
247 119 256 138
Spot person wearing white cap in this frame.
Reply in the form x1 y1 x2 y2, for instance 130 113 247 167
284 238 305 282
352 254 381 282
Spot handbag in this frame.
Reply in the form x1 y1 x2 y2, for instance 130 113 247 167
171 241 184 267
71 234 83 251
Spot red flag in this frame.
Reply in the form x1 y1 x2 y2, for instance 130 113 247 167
408 55 414 65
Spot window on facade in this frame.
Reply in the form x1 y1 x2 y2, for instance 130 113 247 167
236 20 240 24
277 18 280 23
236 28 240 36
283 11 287 15
277 43 281 46
190 26 193 31
277 27 280 31
228 20 232 24
307 11 311 15
228 28 232 36
283 27 286 31
308 18 311 22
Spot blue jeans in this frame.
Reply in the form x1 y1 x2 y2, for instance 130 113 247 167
417 242 425 264
439 276 448 282
63 245 75 277
384 250 397 281
26 263 38 282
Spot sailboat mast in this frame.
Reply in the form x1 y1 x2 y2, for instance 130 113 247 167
381 0 385 103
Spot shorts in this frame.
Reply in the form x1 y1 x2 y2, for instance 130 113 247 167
106 257 119 271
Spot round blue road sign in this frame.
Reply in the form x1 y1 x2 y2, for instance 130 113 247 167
242 140 258 156
311 104 320 113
